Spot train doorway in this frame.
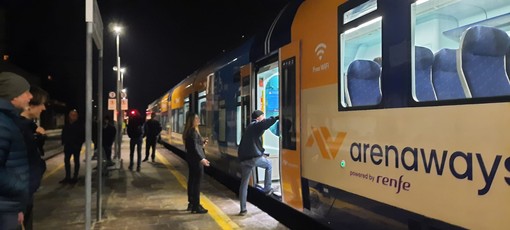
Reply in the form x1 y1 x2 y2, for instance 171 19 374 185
255 60 281 195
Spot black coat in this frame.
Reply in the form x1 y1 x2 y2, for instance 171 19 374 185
237 116 278 162
0 99 29 213
61 121 85 149
184 129 206 163
18 117 46 200
144 119 162 140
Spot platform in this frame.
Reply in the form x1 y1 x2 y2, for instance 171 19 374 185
33 136 288 230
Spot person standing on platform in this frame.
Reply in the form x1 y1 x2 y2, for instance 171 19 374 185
143 113 161 162
237 110 278 216
60 109 85 184
127 110 144 171
183 113 210 214
102 116 116 167
0 72 31 230
19 85 48 230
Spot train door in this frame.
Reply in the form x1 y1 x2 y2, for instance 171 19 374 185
279 41 303 210
255 58 281 194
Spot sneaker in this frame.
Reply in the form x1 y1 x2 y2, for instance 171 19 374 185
191 205 208 214
239 210 247 216
142 158 148 162
128 165 133 171
186 203 193 211
59 178 70 184
264 188 274 196
136 166 141 172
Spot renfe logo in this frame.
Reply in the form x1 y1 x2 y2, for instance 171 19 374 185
350 142 510 195
306 127 346 159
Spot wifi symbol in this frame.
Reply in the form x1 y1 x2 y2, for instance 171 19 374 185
315 43 327 60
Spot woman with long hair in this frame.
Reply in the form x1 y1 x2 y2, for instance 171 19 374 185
19 86 48 229
183 112 210 214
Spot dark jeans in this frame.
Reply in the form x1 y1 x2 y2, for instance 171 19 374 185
24 204 33 230
64 145 81 179
103 144 113 162
0 212 21 230
129 138 142 167
145 138 157 160
187 158 204 208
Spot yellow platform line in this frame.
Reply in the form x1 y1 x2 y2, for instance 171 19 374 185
156 150 240 230
43 163 64 180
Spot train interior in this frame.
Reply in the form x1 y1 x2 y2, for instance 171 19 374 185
255 60 282 196
340 0 510 107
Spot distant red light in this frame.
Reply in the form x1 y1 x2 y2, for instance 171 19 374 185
130 110 135 115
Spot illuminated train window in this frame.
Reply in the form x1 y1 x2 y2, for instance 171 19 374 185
412 0 510 102
339 1 382 108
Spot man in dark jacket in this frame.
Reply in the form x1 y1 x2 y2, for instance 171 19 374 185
0 72 31 229
237 110 278 216
127 110 144 171
143 113 162 162
60 109 85 184
102 116 116 166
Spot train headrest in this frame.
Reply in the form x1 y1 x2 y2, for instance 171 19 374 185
347 60 380 80
461 25 510 57
433 48 457 72
415 46 434 70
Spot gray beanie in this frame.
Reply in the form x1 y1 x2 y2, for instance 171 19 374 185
0 72 30 100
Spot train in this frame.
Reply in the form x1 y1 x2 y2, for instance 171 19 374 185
146 0 510 229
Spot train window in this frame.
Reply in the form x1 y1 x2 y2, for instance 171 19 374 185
198 91 206 125
339 11 382 108
412 0 510 102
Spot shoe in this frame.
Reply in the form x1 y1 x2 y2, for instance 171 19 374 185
70 177 78 184
239 210 247 216
142 158 148 162
264 188 274 196
186 203 192 211
136 166 141 172
106 161 115 167
59 178 70 184
151 158 155 163
128 165 133 171
191 205 208 214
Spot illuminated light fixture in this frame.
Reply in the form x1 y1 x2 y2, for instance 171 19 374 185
345 16 382 34
3 55 8 61
416 0 430 5
113 26 122 34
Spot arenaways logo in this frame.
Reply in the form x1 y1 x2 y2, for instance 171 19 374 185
306 127 347 159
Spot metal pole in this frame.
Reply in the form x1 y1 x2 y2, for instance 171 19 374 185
115 33 122 166
96 47 104 221
85 21 93 230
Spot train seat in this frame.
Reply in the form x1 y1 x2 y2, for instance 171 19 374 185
459 25 510 97
415 46 436 101
432 48 466 100
346 60 381 106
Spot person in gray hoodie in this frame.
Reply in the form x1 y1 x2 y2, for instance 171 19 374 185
0 72 32 229
237 110 278 216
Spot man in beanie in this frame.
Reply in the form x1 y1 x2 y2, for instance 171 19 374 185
237 109 278 216
0 72 32 229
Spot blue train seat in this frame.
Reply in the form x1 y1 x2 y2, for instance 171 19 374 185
346 60 381 106
432 48 465 100
459 25 510 97
415 46 436 101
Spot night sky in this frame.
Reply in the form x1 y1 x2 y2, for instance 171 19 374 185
2 0 288 114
